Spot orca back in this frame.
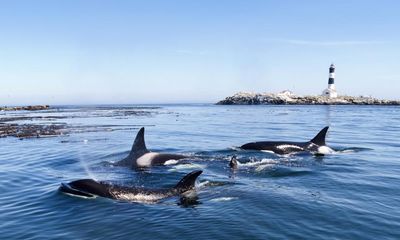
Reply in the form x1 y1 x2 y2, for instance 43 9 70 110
240 126 330 154
60 171 203 201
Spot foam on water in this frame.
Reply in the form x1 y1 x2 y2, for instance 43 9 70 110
255 164 276 172
112 192 165 202
340 149 356 153
210 197 238 202
181 189 197 198
168 163 206 171
197 180 209 188
236 158 278 167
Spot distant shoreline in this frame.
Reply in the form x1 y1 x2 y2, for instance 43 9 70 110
216 91 400 105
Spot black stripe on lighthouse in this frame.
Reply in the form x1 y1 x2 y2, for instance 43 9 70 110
328 63 335 85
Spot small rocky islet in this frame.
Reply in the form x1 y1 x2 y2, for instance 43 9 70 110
216 91 400 105
0 105 50 111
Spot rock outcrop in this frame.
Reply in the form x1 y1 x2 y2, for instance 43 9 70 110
0 105 50 111
217 91 400 105
0 123 66 138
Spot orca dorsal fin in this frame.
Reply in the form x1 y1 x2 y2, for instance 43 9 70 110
310 126 329 146
118 127 149 167
129 127 149 155
174 170 203 193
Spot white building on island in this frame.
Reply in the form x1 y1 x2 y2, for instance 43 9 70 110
322 63 338 98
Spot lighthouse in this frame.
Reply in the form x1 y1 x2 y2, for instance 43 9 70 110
322 63 338 98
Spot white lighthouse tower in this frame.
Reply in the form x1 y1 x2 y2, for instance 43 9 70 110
322 63 338 98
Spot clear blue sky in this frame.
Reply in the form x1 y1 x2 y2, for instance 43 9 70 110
1 0 399 105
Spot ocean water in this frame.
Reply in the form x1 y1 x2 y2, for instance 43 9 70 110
0 104 399 239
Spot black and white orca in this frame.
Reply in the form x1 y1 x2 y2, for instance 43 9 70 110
59 170 202 202
240 126 333 155
115 127 187 168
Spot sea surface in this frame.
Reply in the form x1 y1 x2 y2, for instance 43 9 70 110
0 104 399 239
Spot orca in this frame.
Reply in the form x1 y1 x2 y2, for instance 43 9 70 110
59 170 203 202
240 126 333 155
229 156 238 169
115 127 187 168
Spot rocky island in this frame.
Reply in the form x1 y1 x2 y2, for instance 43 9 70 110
218 64 400 106
216 91 400 105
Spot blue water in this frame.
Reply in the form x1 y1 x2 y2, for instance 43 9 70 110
1 104 399 239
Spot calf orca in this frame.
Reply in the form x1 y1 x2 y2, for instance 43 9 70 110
240 126 333 155
229 156 238 169
115 127 187 168
59 170 202 202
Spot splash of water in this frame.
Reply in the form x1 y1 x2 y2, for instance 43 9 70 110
78 140 97 180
